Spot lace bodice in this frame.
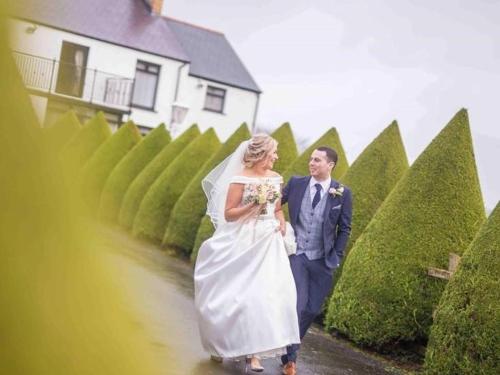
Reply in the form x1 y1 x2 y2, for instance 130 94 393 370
230 175 283 218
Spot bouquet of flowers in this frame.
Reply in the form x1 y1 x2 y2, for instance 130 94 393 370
243 182 281 215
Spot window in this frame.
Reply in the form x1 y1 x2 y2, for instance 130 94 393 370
204 86 226 113
56 41 89 98
131 60 160 110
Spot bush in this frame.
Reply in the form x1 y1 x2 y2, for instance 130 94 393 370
118 124 200 229
80 121 141 212
60 112 112 173
282 127 348 219
98 124 171 221
271 122 299 174
162 123 250 254
424 203 499 374
191 215 213 263
283 127 348 181
43 111 81 151
331 122 409 287
132 128 221 242
325 109 486 348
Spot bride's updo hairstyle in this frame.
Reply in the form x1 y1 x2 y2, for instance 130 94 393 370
243 133 277 168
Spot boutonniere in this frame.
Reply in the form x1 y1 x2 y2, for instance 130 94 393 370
328 185 344 197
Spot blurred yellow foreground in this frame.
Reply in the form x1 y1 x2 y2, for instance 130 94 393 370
0 4 174 374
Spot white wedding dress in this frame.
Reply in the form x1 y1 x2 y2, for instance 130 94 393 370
194 175 300 359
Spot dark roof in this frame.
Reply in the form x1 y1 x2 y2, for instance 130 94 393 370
8 0 261 93
166 18 261 93
9 0 188 61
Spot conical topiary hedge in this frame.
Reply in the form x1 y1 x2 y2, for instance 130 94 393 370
80 121 142 212
118 124 200 229
60 112 112 172
271 122 299 174
191 215 213 263
424 203 499 374
330 122 409 290
339 121 408 252
325 109 486 348
281 127 349 220
43 111 81 151
162 123 250 254
98 124 171 221
283 127 348 181
132 128 221 242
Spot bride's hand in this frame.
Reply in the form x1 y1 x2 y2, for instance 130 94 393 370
279 222 286 236
252 202 266 216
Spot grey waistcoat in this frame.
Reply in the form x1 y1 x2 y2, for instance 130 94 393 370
295 185 328 260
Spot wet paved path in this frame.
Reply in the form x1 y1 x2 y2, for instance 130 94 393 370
101 227 400 375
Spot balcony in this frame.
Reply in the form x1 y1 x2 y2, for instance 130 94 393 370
12 51 135 112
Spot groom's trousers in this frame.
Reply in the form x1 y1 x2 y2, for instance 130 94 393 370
282 253 334 364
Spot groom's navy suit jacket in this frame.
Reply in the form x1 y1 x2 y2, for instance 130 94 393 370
282 176 352 269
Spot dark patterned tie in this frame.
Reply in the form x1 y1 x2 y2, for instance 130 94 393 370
312 183 322 209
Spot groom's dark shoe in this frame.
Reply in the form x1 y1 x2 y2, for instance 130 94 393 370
282 361 296 375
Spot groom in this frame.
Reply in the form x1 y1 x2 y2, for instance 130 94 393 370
281 146 352 375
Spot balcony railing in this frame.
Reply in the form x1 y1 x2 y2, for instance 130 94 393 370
12 51 135 111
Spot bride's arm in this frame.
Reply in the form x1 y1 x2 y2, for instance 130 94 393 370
224 183 262 222
275 186 286 235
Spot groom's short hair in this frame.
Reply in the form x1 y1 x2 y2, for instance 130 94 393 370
316 146 338 164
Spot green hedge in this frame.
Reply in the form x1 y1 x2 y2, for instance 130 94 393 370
98 124 171 221
424 203 499 374
60 112 112 173
191 215 214 263
162 123 250 254
331 122 409 288
271 122 299 174
80 121 142 212
132 128 221 242
282 127 348 219
283 127 348 181
43 111 81 151
118 124 200 229
325 109 486 348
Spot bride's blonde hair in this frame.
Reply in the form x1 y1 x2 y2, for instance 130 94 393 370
243 133 277 168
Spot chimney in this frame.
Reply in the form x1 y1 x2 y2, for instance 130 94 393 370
150 0 164 15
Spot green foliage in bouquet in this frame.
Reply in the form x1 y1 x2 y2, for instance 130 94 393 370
325 109 486 348
80 121 141 212
424 203 499 375
118 124 200 229
132 128 221 242
43 110 81 150
99 124 171 221
163 123 250 254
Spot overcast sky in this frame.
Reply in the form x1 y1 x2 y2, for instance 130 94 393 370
166 0 499 210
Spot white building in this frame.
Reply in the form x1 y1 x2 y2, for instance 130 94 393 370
7 0 261 139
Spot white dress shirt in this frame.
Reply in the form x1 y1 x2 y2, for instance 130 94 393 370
309 176 331 202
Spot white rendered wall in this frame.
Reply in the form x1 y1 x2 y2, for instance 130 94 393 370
9 19 259 139
174 66 259 141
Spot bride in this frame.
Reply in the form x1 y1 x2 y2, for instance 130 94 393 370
194 134 300 372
